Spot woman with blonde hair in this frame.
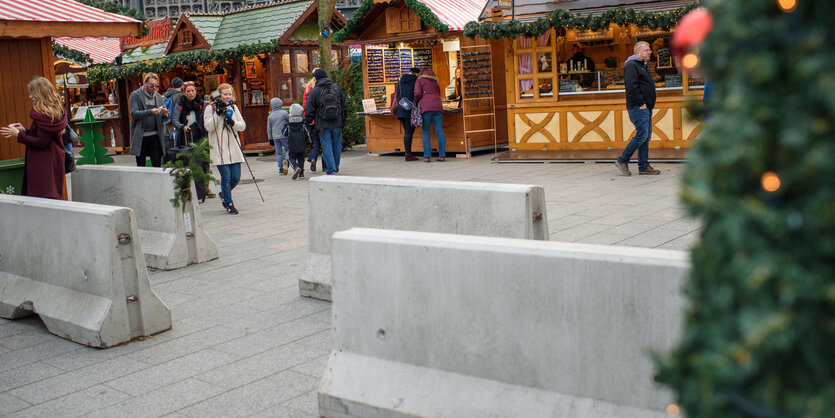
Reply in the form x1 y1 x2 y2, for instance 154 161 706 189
204 83 246 214
0 77 68 199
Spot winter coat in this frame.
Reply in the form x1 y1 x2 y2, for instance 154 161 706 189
128 87 167 157
303 77 348 132
285 103 310 154
17 108 68 199
203 103 246 166
267 98 289 141
171 95 207 143
414 69 444 114
624 55 657 110
396 73 418 120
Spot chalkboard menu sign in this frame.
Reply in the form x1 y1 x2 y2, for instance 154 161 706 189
367 49 384 83
657 48 672 68
369 85 388 109
384 49 400 82
412 49 432 71
664 74 682 87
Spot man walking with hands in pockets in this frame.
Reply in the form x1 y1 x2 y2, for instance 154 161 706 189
615 41 661 176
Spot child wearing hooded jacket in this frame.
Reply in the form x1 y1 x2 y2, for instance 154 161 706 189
267 98 290 175
284 103 311 180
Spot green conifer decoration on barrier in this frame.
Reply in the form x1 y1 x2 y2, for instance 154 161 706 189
655 1 835 417
76 109 114 165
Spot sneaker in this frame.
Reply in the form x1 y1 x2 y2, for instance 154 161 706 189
614 160 631 176
437 157 446 162
226 203 238 215
639 165 661 175
292 167 301 180
282 167 288 175
424 157 431 163
309 159 317 172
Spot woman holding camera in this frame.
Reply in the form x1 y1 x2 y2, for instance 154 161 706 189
0 77 67 199
204 83 246 214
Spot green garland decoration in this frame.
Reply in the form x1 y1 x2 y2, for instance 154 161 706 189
52 42 93 65
463 2 700 39
164 138 216 208
88 39 285 83
333 0 449 43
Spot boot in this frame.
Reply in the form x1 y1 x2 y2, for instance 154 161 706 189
309 159 317 172
405 152 419 161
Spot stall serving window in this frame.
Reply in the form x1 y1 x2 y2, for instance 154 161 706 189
514 30 557 100
276 47 344 104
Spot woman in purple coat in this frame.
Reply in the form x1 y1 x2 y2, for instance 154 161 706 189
0 77 68 199
413 69 446 162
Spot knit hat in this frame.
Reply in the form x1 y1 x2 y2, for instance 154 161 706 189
289 103 304 117
313 68 327 80
410 67 421 74
171 77 183 88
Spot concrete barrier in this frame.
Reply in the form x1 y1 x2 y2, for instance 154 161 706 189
71 165 218 270
0 195 172 347
319 228 689 417
302 176 548 300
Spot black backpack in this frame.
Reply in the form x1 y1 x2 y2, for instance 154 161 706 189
319 85 341 123
284 121 309 153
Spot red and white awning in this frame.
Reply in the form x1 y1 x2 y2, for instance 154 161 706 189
420 0 487 31
0 0 140 24
53 36 121 64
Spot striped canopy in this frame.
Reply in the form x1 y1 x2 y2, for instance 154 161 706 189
53 36 122 64
0 0 140 24
420 0 487 31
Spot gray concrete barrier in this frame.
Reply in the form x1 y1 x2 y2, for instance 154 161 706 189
0 195 172 347
319 228 689 417
71 165 218 270
302 176 549 301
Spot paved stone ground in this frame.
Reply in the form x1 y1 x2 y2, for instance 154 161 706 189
0 147 700 417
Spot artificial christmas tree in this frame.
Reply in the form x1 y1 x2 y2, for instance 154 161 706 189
655 1 835 417
75 109 114 165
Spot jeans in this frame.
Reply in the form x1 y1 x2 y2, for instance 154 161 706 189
399 118 415 153
216 163 241 206
618 107 652 171
274 138 291 170
421 111 445 158
308 130 320 162
289 152 305 173
64 143 73 153
319 127 342 175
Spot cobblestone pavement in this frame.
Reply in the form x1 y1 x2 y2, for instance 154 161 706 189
0 147 700 417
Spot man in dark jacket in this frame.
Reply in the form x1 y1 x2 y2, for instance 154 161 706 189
304 68 348 175
129 73 169 167
615 41 661 176
397 67 420 161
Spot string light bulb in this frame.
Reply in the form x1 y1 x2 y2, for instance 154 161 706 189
682 53 699 69
778 0 797 12
761 171 781 192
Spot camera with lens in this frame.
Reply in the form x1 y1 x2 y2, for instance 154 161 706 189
210 91 235 126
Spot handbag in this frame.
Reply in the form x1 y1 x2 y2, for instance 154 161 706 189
64 148 75 173
398 97 414 111
410 102 422 127
389 84 399 115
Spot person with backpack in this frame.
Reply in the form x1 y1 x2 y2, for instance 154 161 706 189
302 76 325 173
284 103 311 180
267 97 291 175
414 68 446 162
396 67 420 162
163 77 184 154
304 68 348 175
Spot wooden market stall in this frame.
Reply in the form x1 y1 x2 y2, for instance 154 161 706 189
0 0 141 162
336 0 508 156
477 0 703 160
108 1 348 153
53 36 124 149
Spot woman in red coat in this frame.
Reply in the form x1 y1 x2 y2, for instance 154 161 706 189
0 77 68 199
414 69 446 162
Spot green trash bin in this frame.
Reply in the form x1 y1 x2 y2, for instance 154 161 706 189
0 158 25 195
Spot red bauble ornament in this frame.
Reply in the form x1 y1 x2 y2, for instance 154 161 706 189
671 8 713 61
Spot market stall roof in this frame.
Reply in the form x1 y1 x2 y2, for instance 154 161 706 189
0 0 143 38
122 42 169 64
553 0 695 15
420 0 489 31
54 36 121 65
170 0 344 54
